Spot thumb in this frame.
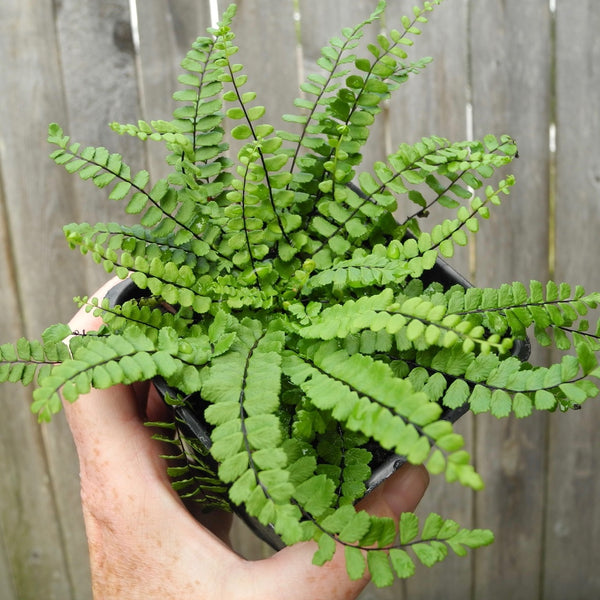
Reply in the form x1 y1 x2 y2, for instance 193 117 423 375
359 461 430 519
246 463 429 600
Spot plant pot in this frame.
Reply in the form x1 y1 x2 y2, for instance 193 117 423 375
104 252 530 551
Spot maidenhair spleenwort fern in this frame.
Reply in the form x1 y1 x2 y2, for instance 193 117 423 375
2 0 600 587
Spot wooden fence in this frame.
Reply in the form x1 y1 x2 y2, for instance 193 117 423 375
0 0 598 598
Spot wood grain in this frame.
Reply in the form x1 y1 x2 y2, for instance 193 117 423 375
469 1 553 598
0 1 90 596
383 3 474 598
544 1 600 597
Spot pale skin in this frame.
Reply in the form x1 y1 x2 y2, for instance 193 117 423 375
65 278 430 599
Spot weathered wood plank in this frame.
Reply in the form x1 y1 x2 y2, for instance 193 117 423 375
0 1 92 598
470 0 552 286
386 0 471 279
54 0 144 291
469 1 553 599
0 180 61 600
135 0 213 180
0 526 18 600
544 1 600 597
383 3 475 598
49 4 147 599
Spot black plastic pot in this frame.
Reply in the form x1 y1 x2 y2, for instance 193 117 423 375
105 255 530 551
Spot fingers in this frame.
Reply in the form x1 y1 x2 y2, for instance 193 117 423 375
65 276 161 451
246 463 429 600
62 280 240 585
63 277 166 483
64 278 237 544
359 462 429 519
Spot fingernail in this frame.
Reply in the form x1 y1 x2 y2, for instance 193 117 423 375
382 463 430 515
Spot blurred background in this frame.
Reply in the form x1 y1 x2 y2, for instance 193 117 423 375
0 1 598 598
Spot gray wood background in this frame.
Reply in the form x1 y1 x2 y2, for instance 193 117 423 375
0 1 598 598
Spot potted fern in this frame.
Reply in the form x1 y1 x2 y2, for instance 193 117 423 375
2 0 599 587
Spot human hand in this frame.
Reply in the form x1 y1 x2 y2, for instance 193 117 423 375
65 278 430 600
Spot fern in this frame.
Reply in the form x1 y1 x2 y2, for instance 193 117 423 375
2 0 600 587
312 508 494 586
0 327 72 402
146 417 231 511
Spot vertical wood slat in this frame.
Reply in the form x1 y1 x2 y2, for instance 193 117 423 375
469 2 553 600
47 4 144 599
545 1 600 598
135 0 213 181
0 1 88 598
0 527 18 600
0 181 70 600
54 0 144 292
382 4 474 599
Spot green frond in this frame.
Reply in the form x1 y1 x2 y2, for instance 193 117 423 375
48 124 151 200
75 294 198 342
165 28 234 191
30 327 208 421
301 250 412 294
310 505 492 586
447 280 600 350
388 511 493 580
49 126 215 247
294 289 395 339
64 222 217 312
295 285 510 357
221 83 295 258
282 0 387 175
32 328 154 420
146 418 231 510
200 322 305 543
0 331 71 403
357 136 516 241
283 341 482 489
408 341 600 418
